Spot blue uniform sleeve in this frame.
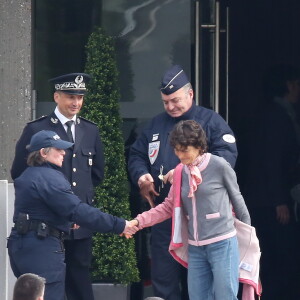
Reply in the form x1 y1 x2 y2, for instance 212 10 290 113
72 203 125 234
37 172 125 234
205 113 238 168
128 129 151 185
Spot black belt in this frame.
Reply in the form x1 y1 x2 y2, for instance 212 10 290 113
13 221 65 240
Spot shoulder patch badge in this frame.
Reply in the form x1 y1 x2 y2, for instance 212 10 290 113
222 134 236 143
149 141 160 165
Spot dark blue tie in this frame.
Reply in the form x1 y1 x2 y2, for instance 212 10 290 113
65 121 74 143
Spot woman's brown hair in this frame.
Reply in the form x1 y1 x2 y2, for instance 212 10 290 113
169 120 207 154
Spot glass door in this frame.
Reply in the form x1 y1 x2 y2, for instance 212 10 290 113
101 0 193 142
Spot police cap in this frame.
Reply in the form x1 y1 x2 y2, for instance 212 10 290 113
160 65 190 95
49 73 91 95
27 130 74 152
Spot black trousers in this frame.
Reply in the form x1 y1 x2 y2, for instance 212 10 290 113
64 237 94 300
151 219 189 300
8 230 66 300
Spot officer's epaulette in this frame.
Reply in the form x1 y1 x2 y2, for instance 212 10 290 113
27 115 48 124
77 116 97 125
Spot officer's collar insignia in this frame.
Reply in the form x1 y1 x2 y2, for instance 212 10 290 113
76 118 80 124
51 117 58 124
152 133 159 141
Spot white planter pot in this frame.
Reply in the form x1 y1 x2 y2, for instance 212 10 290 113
92 283 130 300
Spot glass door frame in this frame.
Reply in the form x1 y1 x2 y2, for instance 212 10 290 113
194 0 230 121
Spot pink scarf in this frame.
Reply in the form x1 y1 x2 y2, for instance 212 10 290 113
187 153 211 197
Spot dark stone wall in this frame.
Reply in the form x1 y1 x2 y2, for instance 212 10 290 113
0 0 32 181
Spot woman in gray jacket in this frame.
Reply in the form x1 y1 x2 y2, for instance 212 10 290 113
129 120 251 300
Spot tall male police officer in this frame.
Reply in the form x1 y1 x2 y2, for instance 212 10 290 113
11 73 104 300
128 65 238 300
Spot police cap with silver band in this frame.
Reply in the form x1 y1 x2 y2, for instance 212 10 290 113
160 65 190 95
49 73 91 95
27 130 74 152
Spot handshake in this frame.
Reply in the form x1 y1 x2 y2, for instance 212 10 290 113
121 219 139 239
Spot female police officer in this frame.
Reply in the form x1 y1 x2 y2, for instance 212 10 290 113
7 130 137 300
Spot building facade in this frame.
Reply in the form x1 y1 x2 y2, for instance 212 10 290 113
1 2 300 299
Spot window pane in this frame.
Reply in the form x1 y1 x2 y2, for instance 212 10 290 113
34 0 101 103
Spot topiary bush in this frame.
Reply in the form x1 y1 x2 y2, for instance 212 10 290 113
81 27 139 284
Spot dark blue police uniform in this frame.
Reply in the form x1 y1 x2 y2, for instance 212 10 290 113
8 162 125 300
10 73 104 300
128 65 237 300
129 101 237 187
11 112 104 223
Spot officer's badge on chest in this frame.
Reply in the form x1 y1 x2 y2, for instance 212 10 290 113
148 133 160 164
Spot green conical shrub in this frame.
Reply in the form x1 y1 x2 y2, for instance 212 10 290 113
82 27 139 284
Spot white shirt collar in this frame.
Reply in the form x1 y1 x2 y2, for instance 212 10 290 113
54 107 76 125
